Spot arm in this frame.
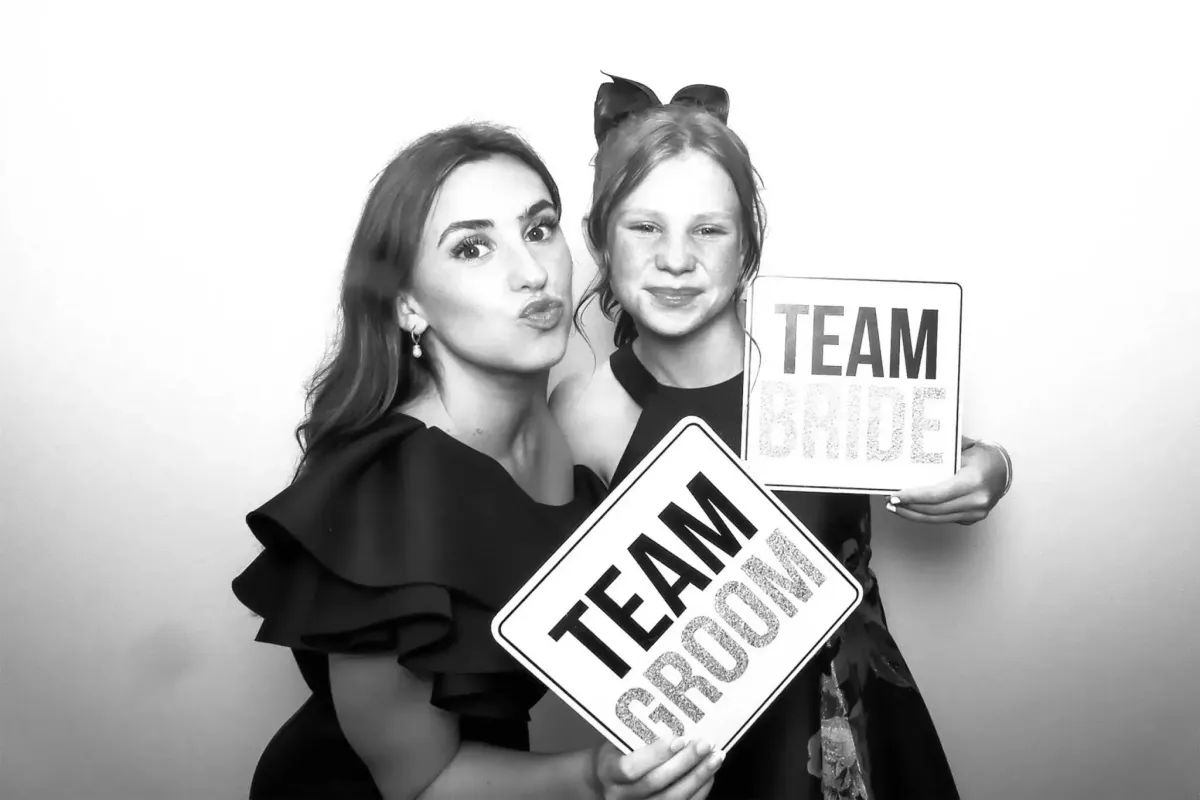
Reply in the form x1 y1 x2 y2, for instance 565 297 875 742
330 653 723 800
330 652 596 800
887 436 1013 525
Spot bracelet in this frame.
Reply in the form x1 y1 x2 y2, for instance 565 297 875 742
974 439 1012 499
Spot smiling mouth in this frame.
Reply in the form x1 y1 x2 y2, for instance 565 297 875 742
646 287 702 306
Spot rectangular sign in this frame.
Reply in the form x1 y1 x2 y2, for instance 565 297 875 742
741 276 963 494
492 416 863 754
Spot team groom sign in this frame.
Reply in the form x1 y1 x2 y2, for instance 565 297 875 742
742 276 964 494
492 418 862 753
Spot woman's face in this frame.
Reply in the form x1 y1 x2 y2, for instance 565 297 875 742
406 155 572 376
606 150 744 340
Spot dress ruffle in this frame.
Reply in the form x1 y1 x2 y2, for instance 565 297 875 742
232 414 604 721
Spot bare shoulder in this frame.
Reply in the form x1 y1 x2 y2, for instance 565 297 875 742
550 360 639 483
550 360 629 434
550 365 600 422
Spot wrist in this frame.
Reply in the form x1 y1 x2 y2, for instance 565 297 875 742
975 439 1013 499
575 744 604 800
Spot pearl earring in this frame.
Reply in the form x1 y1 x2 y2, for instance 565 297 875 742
411 330 423 359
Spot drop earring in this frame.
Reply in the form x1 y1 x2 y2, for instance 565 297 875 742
411 330 423 359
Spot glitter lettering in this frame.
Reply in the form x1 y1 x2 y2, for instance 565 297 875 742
681 616 749 683
911 387 946 464
866 386 905 462
759 380 797 457
740 528 827 617
802 383 840 460
714 580 780 648
644 652 723 723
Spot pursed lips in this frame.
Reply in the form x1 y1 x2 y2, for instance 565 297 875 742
519 295 565 329
519 296 564 318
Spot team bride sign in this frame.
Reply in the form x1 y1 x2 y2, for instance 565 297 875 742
742 276 964 494
492 417 862 754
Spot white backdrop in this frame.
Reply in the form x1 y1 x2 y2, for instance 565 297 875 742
2 2 1198 798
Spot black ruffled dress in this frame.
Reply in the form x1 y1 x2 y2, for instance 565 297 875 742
232 413 606 798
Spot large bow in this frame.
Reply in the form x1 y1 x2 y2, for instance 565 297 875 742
593 72 730 145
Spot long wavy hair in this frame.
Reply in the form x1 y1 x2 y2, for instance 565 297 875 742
292 123 562 479
574 105 766 348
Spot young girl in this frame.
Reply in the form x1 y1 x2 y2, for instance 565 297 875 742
233 123 722 800
553 75 1013 799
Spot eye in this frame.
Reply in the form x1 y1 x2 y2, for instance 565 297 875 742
697 225 727 237
526 217 560 243
628 222 659 234
451 236 493 261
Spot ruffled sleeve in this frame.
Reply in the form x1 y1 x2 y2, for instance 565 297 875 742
231 414 600 721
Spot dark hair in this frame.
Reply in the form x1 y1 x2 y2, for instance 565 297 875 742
574 105 766 347
292 123 562 478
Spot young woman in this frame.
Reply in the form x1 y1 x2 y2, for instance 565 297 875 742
552 76 1014 799
232 123 724 800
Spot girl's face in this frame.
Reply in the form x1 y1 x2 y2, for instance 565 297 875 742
404 155 572 375
606 150 744 341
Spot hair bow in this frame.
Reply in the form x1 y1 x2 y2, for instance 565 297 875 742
593 72 730 145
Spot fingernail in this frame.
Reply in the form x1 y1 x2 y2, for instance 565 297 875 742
708 750 725 767
669 737 686 753
694 739 713 755
886 503 896 513
889 496 902 505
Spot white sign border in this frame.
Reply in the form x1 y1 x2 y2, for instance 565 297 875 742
741 275 965 496
491 414 865 754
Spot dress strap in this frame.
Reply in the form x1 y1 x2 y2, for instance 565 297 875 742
609 344 659 407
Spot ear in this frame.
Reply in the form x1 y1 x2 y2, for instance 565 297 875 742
580 216 605 268
395 293 428 336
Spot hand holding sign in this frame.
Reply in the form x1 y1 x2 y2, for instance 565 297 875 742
590 735 722 800
741 276 964 495
492 417 862 755
889 437 1010 524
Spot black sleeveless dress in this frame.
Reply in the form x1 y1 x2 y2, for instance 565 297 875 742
609 345 960 800
232 413 607 799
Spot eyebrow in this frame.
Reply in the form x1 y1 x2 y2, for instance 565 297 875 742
437 199 556 246
619 207 737 221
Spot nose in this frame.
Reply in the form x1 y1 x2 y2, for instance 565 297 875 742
655 232 697 276
509 239 549 292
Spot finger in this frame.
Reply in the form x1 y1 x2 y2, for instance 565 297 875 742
890 491 982 517
657 746 724 800
607 736 687 785
887 505 986 525
633 739 714 795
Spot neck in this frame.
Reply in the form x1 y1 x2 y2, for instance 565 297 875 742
631 301 746 389
413 357 553 462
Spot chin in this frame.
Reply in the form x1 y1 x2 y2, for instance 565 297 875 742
509 333 569 374
636 306 712 340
